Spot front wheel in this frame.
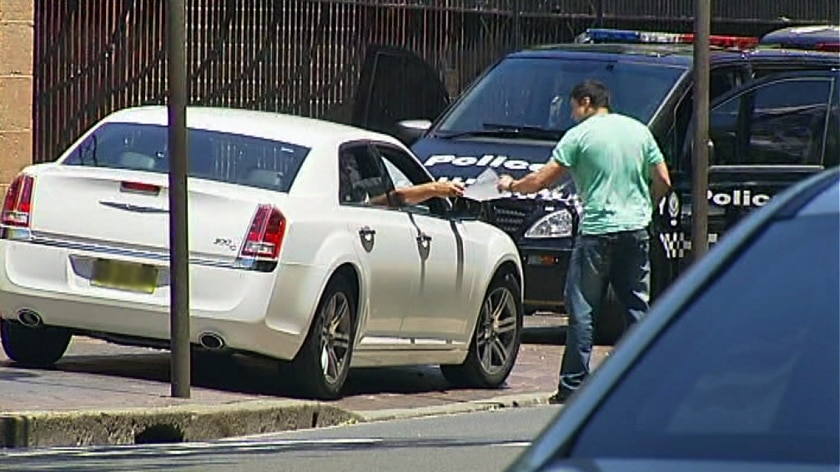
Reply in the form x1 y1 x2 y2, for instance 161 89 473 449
287 275 357 400
441 273 523 388
1 319 72 368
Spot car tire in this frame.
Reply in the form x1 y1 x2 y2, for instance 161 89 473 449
1 319 72 368
441 272 523 388
288 274 357 400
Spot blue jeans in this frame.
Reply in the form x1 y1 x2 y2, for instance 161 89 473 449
558 228 651 391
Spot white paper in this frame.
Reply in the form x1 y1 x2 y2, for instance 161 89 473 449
462 168 504 202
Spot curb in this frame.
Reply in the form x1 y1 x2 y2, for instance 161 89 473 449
355 391 554 423
0 391 556 449
0 400 361 448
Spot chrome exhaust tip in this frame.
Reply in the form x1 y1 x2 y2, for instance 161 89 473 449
17 309 43 328
198 332 225 351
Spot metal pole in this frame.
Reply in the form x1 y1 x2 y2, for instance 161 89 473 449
512 0 522 50
691 0 710 262
167 0 191 398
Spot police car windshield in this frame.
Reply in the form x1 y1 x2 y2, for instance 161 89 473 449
435 56 687 136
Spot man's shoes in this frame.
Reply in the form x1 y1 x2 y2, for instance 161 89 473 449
547 387 576 405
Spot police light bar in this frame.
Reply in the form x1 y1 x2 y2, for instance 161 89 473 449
576 28 760 49
759 25 840 52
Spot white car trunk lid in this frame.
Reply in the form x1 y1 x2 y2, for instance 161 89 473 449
28 166 262 261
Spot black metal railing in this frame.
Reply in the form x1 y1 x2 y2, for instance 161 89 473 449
34 0 839 163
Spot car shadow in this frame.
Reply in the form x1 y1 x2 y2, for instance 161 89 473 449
23 348 498 401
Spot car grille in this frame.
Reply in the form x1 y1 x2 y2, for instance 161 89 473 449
490 200 534 235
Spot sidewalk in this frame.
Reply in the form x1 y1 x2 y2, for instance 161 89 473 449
0 314 612 448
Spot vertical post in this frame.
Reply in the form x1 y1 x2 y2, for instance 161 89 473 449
512 0 522 51
596 0 604 28
167 0 191 398
691 0 711 262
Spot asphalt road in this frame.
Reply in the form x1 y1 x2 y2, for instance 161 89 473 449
0 405 562 472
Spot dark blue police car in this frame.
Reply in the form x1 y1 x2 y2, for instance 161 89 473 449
352 25 840 343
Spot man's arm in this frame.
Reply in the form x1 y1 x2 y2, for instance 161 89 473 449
499 161 567 194
643 130 671 206
650 161 672 205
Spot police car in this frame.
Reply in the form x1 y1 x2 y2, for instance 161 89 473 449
352 25 840 344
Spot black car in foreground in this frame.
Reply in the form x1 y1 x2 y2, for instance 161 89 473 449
352 25 840 344
506 166 839 472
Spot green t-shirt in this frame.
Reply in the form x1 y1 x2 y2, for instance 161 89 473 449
552 112 664 235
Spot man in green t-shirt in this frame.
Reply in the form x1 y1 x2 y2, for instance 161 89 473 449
497 79 672 404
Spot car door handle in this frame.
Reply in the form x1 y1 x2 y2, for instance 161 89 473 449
416 233 431 244
359 226 376 237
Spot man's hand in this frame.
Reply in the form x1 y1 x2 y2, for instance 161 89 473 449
433 181 465 198
497 174 515 193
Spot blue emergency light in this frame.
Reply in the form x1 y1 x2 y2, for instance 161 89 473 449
576 28 760 49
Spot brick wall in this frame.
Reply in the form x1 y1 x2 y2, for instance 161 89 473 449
0 0 33 195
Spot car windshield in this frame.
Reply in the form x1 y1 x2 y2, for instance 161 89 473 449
567 211 839 464
435 56 687 136
61 122 311 192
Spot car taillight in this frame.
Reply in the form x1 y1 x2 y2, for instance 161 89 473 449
815 42 840 52
1 174 34 228
240 204 286 260
121 181 161 195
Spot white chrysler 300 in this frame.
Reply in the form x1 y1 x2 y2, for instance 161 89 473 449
0 106 524 399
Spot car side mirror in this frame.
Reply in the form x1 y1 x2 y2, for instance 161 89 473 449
396 119 432 145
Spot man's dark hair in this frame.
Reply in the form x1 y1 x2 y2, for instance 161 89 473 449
570 80 611 109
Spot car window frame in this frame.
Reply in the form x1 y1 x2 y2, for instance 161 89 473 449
705 72 833 168
336 140 399 209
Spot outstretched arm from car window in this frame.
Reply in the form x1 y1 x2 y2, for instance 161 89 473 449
369 181 465 207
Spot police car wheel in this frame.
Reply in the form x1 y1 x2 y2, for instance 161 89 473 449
1 319 72 368
441 272 523 388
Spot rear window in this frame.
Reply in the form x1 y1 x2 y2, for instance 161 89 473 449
61 122 310 192
436 56 687 135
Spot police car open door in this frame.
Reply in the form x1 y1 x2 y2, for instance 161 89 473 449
351 45 450 142
672 69 837 261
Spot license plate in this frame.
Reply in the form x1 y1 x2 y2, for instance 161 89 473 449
91 258 159 294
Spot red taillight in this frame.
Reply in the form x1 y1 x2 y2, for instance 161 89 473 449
240 204 286 260
815 42 840 52
2 174 34 228
121 181 161 195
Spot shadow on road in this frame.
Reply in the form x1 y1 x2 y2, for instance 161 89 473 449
0 323 571 403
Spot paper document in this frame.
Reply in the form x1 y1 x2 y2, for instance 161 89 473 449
462 168 504 202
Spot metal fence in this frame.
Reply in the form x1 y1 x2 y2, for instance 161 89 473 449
33 0 839 163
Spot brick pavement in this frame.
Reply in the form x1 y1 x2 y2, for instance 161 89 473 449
0 314 612 415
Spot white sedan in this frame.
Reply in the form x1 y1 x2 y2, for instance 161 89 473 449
0 106 524 400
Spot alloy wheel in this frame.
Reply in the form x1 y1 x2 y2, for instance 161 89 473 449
476 286 518 375
318 292 352 385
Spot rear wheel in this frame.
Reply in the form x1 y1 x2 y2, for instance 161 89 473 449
288 275 356 400
441 273 522 388
1 319 72 368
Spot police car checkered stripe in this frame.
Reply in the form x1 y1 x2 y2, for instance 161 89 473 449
660 232 719 259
